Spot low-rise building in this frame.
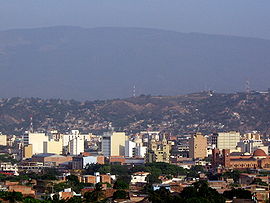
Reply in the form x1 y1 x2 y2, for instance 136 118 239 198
79 172 112 184
31 153 72 166
72 155 105 169
131 172 150 184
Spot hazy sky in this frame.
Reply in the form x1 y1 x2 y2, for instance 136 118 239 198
1 0 270 39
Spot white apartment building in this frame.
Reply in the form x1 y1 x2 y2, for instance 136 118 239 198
125 140 147 158
69 136 84 155
125 140 136 157
62 130 90 155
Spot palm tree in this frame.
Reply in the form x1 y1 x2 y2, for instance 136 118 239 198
84 183 105 202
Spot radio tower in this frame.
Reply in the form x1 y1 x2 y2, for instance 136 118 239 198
133 85 136 97
245 80 251 101
245 80 251 94
29 116 34 133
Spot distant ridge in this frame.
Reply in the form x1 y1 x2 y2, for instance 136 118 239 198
1 92 270 135
0 26 270 100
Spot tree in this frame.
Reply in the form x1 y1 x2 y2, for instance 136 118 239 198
113 190 129 200
0 191 23 203
180 181 225 203
148 187 183 203
23 197 41 203
84 183 105 202
223 188 252 200
146 173 161 184
222 170 240 183
113 180 129 189
66 175 79 184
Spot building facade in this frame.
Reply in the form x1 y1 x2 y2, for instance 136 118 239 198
189 133 207 159
102 132 126 157
217 131 240 151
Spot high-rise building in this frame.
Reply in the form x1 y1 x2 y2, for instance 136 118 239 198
23 132 48 154
43 140 63 155
217 131 240 151
102 132 126 157
125 140 136 157
62 130 90 155
23 144 33 159
146 136 171 163
0 134 7 146
69 137 84 155
189 133 207 159
125 140 147 158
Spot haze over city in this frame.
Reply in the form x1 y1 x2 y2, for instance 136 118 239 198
1 1 270 202
0 0 270 100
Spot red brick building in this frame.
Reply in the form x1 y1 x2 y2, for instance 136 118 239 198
212 149 270 169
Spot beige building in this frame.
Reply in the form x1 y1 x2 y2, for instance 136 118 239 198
23 144 33 159
102 132 126 157
217 131 240 151
0 134 7 146
189 133 207 159
43 140 63 155
147 137 172 163
23 132 48 154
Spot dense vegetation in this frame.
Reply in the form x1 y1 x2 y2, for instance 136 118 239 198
85 162 187 185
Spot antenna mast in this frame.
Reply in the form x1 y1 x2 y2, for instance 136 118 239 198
245 80 251 94
133 85 136 97
29 116 34 133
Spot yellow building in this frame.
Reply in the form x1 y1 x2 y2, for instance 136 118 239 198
0 134 7 146
189 133 207 159
23 132 48 154
23 144 33 159
147 137 171 163
102 132 126 157
43 140 63 155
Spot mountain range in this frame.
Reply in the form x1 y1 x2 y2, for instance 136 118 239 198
0 26 270 100
1 92 270 135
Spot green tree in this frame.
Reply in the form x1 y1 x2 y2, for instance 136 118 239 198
0 191 23 203
84 183 105 202
223 188 252 200
113 180 129 189
149 187 183 203
222 170 240 183
113 190 129 200
23 197 41 203
180 181 225 203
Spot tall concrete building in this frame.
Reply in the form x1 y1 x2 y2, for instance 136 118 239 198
62 130 90 155
189 133 207 159
125 140 147 158
69 137 84 155
0 134 7 146
102 132 126 157
217 131 240 151
23 144 33 159
146 137 172 163
62 130 90 147
23 132 48 155
43 140 63 155
125 140 137 157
